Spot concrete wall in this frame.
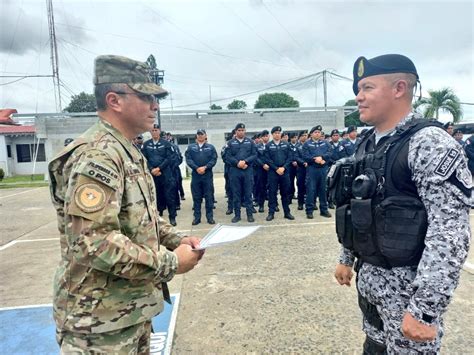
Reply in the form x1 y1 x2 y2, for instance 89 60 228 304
0 135 8 176
34 107 345 173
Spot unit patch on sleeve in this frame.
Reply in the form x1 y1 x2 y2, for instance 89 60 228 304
434 148 460 177
74 183 107 212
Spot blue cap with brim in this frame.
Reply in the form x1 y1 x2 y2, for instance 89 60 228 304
353 54 419 95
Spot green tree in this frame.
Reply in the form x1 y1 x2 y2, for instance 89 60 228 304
63 92 97 113
227 99 247 110
414 88 462 122
343 99 366 127
254 92 299 109
210 104 222 110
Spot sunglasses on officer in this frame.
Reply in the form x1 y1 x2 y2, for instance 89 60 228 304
113 91 158 104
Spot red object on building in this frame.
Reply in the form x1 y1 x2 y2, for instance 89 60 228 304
0 109 19 126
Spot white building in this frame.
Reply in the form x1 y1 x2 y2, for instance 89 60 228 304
0 124 48 177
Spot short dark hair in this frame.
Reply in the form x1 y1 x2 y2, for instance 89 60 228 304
94 83 128 111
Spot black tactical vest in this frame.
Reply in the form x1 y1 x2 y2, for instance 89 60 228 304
334 119 442 269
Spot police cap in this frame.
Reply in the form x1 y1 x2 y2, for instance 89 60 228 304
298 130 308 138
235 123 245 130
271 126 282 134
453 129 463 135
309 125 322 134
347 125 357 134
443 121 454 129
197 129 206 135
330 129 340 136
261 129 269 136
289 133 297 139
352 54 419 95
94 55 168 97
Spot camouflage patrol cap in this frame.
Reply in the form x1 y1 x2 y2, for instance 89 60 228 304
353 54 419 95
94 55 168 97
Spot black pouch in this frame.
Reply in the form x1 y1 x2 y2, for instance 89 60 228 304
335 204 353 249
375 196 427 265
350 199 372 233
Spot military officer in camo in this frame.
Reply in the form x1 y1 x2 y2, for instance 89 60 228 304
48 55 204 353
333 54 471 354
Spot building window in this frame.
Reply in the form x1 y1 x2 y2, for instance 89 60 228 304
6 145 12 158
15 143 46 163
177 136 195 145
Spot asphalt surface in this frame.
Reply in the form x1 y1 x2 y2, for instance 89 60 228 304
0 175 473 353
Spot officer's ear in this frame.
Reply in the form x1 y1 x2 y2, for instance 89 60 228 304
392 78 408 100
105 92 124 113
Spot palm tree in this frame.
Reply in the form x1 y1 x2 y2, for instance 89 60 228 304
414 88 462 122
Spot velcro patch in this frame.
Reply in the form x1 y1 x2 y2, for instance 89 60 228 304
74 183 107 213
434 148 460 177
83 161 119 189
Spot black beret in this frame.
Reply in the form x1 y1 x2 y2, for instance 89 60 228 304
261 129 269 136
271 126 282 134
196 129 206 135
282 131 288 136
289 133 297 138
136 135 143 140
298 130 308 137
153 124 160 129
235 123 245 130
330 129 340 136
64 138 74 146
453 129 463 135
353 54 419 95
309 125 322 134
443 122 453 129
347 125 357 134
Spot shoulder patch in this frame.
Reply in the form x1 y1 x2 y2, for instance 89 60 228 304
75 183 107 212
434 148 460 177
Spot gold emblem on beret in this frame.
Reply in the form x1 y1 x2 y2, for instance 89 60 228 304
75 184 106 213
357 59 364 77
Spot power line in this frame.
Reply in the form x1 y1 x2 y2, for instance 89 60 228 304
173 71 323 108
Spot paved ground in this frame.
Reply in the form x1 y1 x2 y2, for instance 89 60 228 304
0 175 473 353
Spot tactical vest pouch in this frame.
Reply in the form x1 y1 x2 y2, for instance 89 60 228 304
351 199 378 256
327 158 356 207
335 204 353 249
375 196 427 265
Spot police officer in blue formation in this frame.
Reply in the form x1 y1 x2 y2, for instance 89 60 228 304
288 133 299 202
296 130 308 210
344 125 360 156
255 129 270 213
221 129 235 215
264 126 295 221
185 129 217 225
252 133 261 204
302 125 332 218
333 53 471 354
224 123 257 223
142 124 178 226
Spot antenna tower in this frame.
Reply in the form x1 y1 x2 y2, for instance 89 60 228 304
46 0 62 112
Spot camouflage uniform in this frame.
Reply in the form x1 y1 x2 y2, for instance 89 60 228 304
339 113 472 353
49 118 185 351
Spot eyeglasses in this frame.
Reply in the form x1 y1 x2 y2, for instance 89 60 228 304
113 92 158 104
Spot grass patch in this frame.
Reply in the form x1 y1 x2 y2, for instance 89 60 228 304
1 174 45 183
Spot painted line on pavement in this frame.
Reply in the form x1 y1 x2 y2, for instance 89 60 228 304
0 188 42 199
0 238 59 251
463 261 474 274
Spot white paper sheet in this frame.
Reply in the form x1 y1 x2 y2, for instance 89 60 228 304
195 224 261 250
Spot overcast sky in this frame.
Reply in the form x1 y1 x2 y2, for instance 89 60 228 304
1 0 473 121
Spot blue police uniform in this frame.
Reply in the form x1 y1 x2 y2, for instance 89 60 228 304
288 142 299 200
255 142 269 211
142 138 177 222
185 141 217 223
221 143 233 214
169 141 184 209
295 142 307 209
264 140 292 217
329 140 351 162
225 136 257 219
302 138 332 215
343 138 359 156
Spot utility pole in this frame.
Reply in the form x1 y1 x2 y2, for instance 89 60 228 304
209 85 212 108
46 0 62 112
323 70 327 111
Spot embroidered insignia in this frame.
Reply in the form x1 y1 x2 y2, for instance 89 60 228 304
358 59 364 77
75 184 106 212
434 148 460 177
